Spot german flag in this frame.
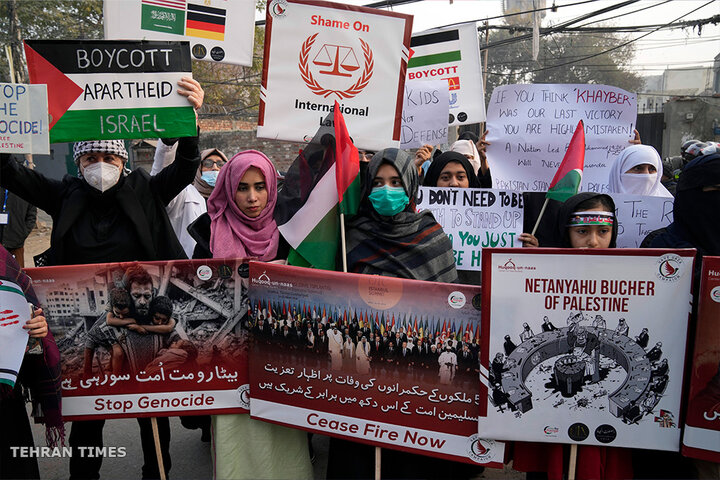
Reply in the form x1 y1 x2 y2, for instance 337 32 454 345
185 2 226 41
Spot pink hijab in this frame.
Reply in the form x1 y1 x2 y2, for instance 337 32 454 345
207 150 280 260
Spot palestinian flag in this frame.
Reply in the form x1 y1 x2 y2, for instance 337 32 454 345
408 28 461 69
546 120 585 203
141 0 186 35
186 1 226 41
275 103 361 270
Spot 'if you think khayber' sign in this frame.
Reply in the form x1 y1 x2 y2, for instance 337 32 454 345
258 0 412 151
24 40 196 143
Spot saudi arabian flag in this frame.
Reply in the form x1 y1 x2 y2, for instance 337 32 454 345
546 120 585 202
24 40 196 143
275 104 360 270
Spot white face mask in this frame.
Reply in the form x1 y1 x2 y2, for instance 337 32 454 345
620 173 656 195
83 162 121 192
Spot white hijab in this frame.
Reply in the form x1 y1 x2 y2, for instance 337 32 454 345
608 145 672 197
450 140 481 175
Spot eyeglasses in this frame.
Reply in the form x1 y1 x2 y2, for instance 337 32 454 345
201 158 227 168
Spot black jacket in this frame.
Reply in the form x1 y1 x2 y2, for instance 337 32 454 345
0 136 199 266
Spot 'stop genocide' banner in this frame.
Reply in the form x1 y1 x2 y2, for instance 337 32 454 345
257 0 413 151
24 40 197 143
0 83 50 154
104 0 256 66
407 22 486 126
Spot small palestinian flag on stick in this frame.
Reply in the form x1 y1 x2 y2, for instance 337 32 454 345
531 120 585 236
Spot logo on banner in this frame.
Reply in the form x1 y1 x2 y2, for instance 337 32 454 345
270 0 288 18
654 410 676 428
466 434 495 463
448 291 466 309
544 426 559 437
237 384 250 409
497 258 537 273
656 254 682 282
299 33 374 100
197 265 212 281
710 286 720 303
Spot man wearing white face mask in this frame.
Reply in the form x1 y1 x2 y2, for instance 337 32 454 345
608 144 673 197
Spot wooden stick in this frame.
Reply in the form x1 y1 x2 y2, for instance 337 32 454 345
150 417 167 480
375 446 382 480
530 197 550 236
340 212 348 273
568 443 578 480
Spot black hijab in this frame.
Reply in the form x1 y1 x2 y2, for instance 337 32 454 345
557 192 618 248
422 151 481 188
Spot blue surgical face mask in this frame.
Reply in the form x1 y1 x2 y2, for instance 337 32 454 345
200 171 218 187
368 185 409 217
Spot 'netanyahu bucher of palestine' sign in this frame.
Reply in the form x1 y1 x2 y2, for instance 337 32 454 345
24 40 196 143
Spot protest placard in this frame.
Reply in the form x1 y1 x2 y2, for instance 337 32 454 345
247 262 504 465
104 0 256 66
24 40 196 143
486 84 637 193
25 259 249 420
0 83 49 154
416 187 524 271
682 256 720 462
257 0 412 151
400 80 449 149
0 280 32 388
478 248 694 450
613 193 673 248
408 22 485 126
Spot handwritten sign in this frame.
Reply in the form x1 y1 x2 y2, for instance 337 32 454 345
612 193 673 248
0 83 49 154
247 262 504 465
0 280 31 388
480 248 694 450
400 80 449 149
26 259 249 420
416 187 524 271
486 84 637 193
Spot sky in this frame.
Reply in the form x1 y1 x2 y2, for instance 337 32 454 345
257 0 720 77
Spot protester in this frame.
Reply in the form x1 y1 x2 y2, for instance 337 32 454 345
0 245 62 480
450 131 492 187
194 150 312 480
151 140 228 257
0 160 38 267
513 192 632 480
608 144 672 197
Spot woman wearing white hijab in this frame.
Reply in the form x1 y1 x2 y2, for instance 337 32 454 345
450 136 492 187
608 144 672 197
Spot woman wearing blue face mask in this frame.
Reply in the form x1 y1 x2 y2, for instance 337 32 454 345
151 142 228 258
345 148 458 282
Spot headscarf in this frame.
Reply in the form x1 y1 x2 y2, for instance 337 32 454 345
647 153 720 256
422 151 481 188
207 150 280 260
557 192 618 248
608 145 672 197
346 148 457 283
194 148 228 199
0 246 64 447
450 139 481 175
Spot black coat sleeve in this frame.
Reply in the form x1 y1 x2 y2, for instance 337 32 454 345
150 134 200 206
0 154 64 216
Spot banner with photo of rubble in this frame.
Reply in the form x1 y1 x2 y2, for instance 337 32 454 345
246 262 504 466
26 258 249 420
478 248 694 450
682 256 720 462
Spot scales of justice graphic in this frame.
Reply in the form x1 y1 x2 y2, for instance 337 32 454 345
313 44 360 77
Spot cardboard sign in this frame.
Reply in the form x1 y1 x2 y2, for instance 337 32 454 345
400 80 449 149
486 84 637 193
479 248 694 450
682 256 720 462
257 0 413 151
407 22 486 126
26 259 249 420
0 280 31 388
613 193 673 248
416 187 524 271
247 262 504 466
0 83 49 154
24 40 196 143
104 0 256 66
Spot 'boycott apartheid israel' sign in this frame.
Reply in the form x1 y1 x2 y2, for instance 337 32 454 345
104 0 256 66
24 40 196 143
407 22 486 126
0 83 49 154
416 187 524 271
486 83 636 193
258 0 412 151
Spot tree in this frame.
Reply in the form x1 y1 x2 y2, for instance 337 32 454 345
484 26 644 103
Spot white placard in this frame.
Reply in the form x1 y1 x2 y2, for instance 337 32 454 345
0 83 49 155
0 280 31 388
612 193 674 248
486 84 637 193
400 80 449 149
